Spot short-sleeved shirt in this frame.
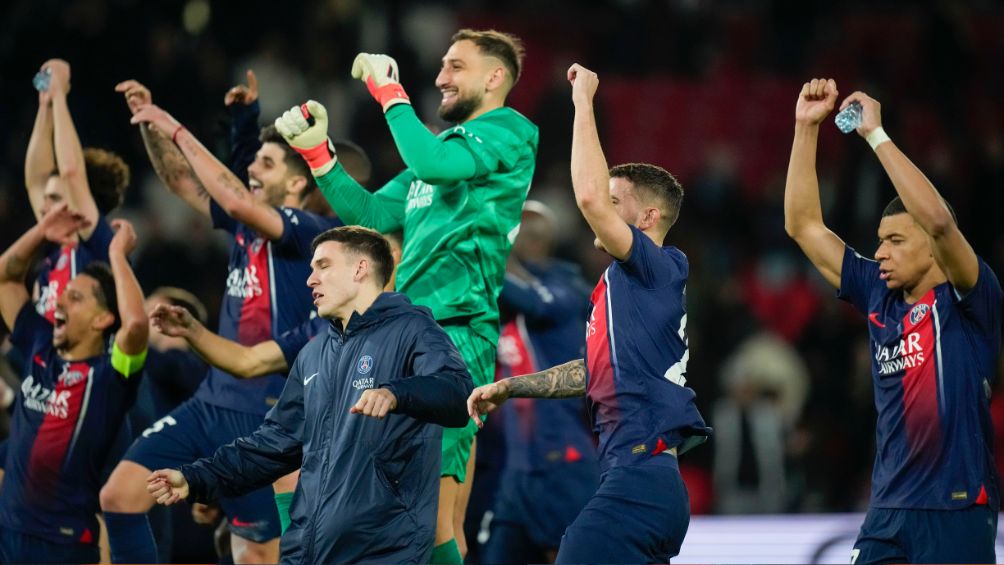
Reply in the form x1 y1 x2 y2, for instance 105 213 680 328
838 246 1002 510
0 304 144 544
585 226 711 473
34 217 115 324
393 107 538 345
192 202 341 415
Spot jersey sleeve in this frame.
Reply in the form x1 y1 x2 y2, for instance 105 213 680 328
315 162 409 233
618 225 687 288
80 216 114 261
953 257 1004 337
443 113 527 179
10 301 51 355
500 271 589 323
274 317 326 371
210 199 239 234
111 340 148 378
228 100 262 184
836 245 881 314
273 207 342 257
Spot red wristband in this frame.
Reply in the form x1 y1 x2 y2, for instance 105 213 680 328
171 125 186 144
365 77 410 110
294 139 335 171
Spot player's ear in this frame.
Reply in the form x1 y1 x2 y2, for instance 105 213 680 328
287 175 308 200
92 310 116 333
354 257 369 282
485 63 506 93
641 207 661 231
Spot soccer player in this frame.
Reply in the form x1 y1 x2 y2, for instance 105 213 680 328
25 59 130 324
0 211 148 565
482 201 599 564
98 80 340 564
274 29 537 562
467 64 711 564
146 226 474 564
783 78 1000 564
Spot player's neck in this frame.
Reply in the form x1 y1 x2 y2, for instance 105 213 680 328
902 269 947 304
462 99 504 123
332 286 383 327
57 335 105 361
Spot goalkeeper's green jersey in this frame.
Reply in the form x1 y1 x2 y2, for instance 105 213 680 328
317 104 539 345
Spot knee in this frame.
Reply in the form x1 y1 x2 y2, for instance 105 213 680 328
100 466 153 513
231 539 278 564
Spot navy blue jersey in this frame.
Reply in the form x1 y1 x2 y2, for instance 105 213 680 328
193 202 341 415
0 305 141 545
585 226 710 472
496 261 597 471
34 217 114 324
839 246 1002 510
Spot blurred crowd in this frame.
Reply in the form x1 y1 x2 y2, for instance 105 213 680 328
2 0 1004 545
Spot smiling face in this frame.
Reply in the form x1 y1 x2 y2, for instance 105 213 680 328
53 274 114 352
435 39 498 123
246 142 297 206
873 213 937 291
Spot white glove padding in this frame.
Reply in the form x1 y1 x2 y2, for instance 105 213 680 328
274 100 336 173
351 53 400 87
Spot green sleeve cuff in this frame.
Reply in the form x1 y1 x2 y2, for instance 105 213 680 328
111 341 148 377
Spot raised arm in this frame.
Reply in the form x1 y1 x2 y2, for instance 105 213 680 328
24 84 55 221
108 220 149 356
46 60 100 239
567 64 634 261
843 91 978 293
783 78 847 289
116 81 210 218
0 204 88 330
467 358 585 426
151 304 289 378
130 104 287 240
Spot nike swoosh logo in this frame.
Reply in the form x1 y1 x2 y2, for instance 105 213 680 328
305 372 319 385
868 313 886 328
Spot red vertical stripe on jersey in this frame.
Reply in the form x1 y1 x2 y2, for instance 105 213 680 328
900 292 942 464
42 246 75 324
497 317 539 441
586 273 617 426
237 238 273 345
26 362 91 498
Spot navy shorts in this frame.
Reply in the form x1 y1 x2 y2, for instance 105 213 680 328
555 454 689 564
0 529 99 565
853 505 997 564
487 461 600 558
125 397 281 543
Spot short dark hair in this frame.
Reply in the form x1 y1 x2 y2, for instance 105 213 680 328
452 29 525 88
259 125 318 199
81 261 118 336
312 226 394 288
609 163 685 230
882 195 958 225
83 148 130 215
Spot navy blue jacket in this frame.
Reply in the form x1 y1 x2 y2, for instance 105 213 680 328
180 292 473 564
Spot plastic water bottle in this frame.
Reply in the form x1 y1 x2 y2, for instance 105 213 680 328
33 69 51 92
834 102 862 134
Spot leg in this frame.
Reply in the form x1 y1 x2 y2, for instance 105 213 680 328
851 508 907 565
904 506 997 564
272 469 300 534
229 534 280 565
100 460 159 563
453 437 477 557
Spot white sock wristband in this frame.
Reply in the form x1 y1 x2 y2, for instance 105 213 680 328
866 127 891 150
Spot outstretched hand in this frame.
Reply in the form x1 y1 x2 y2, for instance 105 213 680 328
130 104 182 138
225 69 259 106
109 219 138 257
150 304 198 339
350 388 398 419
147 469 189 506
466 380 511 428
115 80 152 116
795 78 838 126
39 202 90 246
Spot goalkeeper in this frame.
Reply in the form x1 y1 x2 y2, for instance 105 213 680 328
275 29 537 564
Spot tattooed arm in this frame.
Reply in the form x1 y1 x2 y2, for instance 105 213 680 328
467 359 586 426
130 103 287 240
139 124 211 218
